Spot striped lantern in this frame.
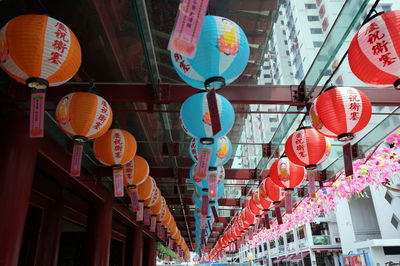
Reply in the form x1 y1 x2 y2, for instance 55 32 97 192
56 92 112 177
0 15 81 137
180 92 235 144
310 86 372 141
259 178 285 225
123 155 150 210
348 10 400 89
269 157 306 213
93 129 137 197
285 127 331 170
171 15 249 90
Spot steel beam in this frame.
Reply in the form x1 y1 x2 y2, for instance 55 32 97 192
45 83 400 106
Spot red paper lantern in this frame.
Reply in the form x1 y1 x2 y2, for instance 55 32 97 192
252 189 272 211
310 86 372 141
285 127 331 170
270 157 306 213
348 10 400 88
248 197 263 217
259 178 284 203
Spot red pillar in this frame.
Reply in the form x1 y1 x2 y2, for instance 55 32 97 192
143 236 156 266
133 225 144 266
34 191 64 266
84 195 113 266
0 111 40 266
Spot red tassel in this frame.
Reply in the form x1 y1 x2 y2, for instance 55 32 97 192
308 174 316 198
150 216 156 232
136 201 144 221
70 142 83 176
129 189 139 211
144 208 150 225
275 206 283 225
285 190 293 214
264 213 270 229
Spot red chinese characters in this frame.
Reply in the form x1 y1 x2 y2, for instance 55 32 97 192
347 88 360 121
174 52 191 73
93 100 110 130
113 132 123 159
48 21 70 65
364 22 397 67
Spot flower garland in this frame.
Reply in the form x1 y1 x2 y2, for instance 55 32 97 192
249 129 400 248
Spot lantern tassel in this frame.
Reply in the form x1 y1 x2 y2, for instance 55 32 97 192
129 188 139 211
136 201 144 221
285 190 293 214
264 212 270 229
343 143 354 177
275 206 283 225
150 215 156 232
209 173 217 199
196 148 211 180
201 216 206 229
112 167 124 197
30 89 46 138
201 195 209 215
70 141 83 177
206 88 222 135
211 205 219 222
144 207 150 225
308 174 316 198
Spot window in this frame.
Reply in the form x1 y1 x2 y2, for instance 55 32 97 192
263 74 271 79
297 226 305 239
284 40 288 45
286 50 290 56
310 28 323 34
282 30 286 35
305 3 317 9
307 16 319 21
288 61 292 66
279 10 283 15
278 236 284 246
259 245 262 252
287 231 294 243
322 18 329 32
391 214 399 229
313 41 323 48
269 240 276 249
263 243 268 251
385 191 393 204
281 20 284 25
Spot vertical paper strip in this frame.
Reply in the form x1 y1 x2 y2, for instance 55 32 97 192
144 208 150 225
196 148 211 179
70 142 83 177
207 89 222 135
201 195 209 215
168 238 173 249
136 202 144 221
308 174 316 198
343 143 354 177
157 223 162 238
112 167 124 197
208 173 217 199
211 206 219 222
168 0 209 58
129 189 139 211
30 91 46 138
275 206 283 225
150 216 156 232
285 190 293 214
201 216 206 229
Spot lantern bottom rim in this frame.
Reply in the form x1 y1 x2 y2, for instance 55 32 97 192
26 77 48 90
337 133 354 141
394 79 400 90
205 76 225 90
305 164 317 170
200 137 214 145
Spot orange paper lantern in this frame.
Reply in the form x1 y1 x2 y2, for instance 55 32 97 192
0 15 81 137
56 92 113 176
93 129 137 197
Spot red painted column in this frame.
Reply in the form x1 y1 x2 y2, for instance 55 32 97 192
144 236 156 266
34 191 64 266
84 194 113 266
132 225 143 266
0 111 40 266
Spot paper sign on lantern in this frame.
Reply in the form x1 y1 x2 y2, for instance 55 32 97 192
196 148 211 179
30 91 46 137
168 0 209 58
113 167 124 197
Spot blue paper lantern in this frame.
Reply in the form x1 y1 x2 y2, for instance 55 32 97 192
171 15 250 90
189 164 225 193
189 136 232 167
180 92 235 143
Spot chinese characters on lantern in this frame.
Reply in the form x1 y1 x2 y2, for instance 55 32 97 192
174 53 191 73
295 132 306 158
124 159 134 184
93 100 110 130
113 131 123 159
48 22 69 65
347 88 361 121
364 22 397 67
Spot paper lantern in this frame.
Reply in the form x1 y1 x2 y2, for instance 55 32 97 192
348 10 400 88
56 92 112 176
189 136 232 167
180 92 235 144
270 157 306 213
171 15 249 90
285 127 331 170
136 175 152 222
252 189 272 211
248 197 263 217
259 178 284 225
0 15 81 137
310 86 372 141
93 129 137 197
